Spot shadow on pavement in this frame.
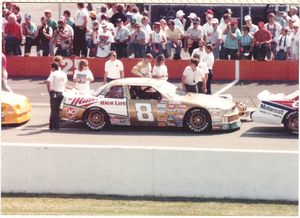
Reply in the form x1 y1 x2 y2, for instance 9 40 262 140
241 126 298 139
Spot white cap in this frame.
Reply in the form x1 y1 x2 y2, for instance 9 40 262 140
244 15 251 21
211 18 219 24
290 6 298 11
101 20 107 27
188 12 197 19
176 10 185 17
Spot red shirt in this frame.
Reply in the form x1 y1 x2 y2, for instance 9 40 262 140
254 29 271 43
4 22 22 40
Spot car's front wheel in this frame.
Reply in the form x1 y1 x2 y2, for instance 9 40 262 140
84 107 109 131
185 108 211 133
284 111 298 135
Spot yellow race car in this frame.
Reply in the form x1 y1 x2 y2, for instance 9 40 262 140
1 91 31 125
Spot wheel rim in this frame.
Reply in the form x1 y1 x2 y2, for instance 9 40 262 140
190 112 206 129
288 114 298 132
88 111 104 127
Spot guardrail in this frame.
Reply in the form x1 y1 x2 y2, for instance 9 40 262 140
2 144 298 201
6 56 298 81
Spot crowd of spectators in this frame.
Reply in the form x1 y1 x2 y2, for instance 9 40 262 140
2 2 299 61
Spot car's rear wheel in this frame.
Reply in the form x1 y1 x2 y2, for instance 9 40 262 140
84 107 109 131
185 108 211 133
284 111 298 135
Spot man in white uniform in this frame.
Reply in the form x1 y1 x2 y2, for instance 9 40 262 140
104 51 124 83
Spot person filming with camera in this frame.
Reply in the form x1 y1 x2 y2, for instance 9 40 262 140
35 16 53 56
53 17 73 56
223 18 241 60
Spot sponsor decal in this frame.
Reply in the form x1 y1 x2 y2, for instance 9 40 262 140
158 121 167 127
71 97 98 107
178 104 187 109
168 104 176 109
292 100 299 108
260 103 285 115
157 103 167 113
100 100 126 106
167 115 175 121
175 119 183 127
66 107 76 118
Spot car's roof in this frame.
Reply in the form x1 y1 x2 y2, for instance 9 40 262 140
108 77 165 87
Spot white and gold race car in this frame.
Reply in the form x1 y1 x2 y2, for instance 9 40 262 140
60 78 242 133
1 91 31 125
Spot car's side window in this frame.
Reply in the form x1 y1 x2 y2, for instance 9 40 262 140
129 86 162 100
105 86 124 99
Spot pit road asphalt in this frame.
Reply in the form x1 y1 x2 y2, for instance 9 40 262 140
2 78 298 151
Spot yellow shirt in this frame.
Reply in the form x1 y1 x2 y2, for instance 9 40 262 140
166 26 184 41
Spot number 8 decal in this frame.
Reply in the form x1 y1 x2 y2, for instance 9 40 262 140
135 103 154 121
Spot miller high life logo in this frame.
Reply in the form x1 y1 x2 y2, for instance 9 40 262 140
71 97 98 107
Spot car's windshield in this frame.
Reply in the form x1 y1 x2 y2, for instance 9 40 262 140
156 81 188 98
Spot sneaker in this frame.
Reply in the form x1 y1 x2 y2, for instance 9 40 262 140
128 54 135 59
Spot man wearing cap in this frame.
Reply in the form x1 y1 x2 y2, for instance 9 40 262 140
128 22 147 58
223 18 241 60
185 12 197 31
53 17 73 57
21 13 36 56
125 17 137 34
289 6 299 23
289 22 299 60
73 3 88 57
244 15 258 36
253 22 272 61
44 9 57 56
265 12 282 60
114 18 131 58
104 51 124 83
203 13 214 42
174 10 186 32
185 17 206 57
166 19 184 60
96 21 114 58
210 18 222 59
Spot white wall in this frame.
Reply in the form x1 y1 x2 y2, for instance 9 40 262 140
2 144 298 201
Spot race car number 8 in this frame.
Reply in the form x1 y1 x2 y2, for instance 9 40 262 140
135 103 154 121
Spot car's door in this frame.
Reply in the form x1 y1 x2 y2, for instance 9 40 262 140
128 85 164 126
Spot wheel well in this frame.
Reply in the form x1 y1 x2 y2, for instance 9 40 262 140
282 110 297 124
82 107 110 123
183 107 212 124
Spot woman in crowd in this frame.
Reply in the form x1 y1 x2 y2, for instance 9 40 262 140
152 54 168 80
73 59 94 92
88 20 99 57
149 22 166 58
131 53 153 77
238 25 253 60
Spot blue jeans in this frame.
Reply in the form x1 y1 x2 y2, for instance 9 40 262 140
275 50 287 60
166 41 181 58
128 42 146 58
37 42 50 56
5 36 21 55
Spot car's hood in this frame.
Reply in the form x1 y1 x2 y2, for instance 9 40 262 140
1 91 28 106
179 93 236 110
257 90 286 101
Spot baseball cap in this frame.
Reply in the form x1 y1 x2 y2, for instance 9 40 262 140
24 13 31 20
211 18 219 24
267 12 275 17
101 20 107 27
188 12 197 19
205 9 214 15
192 17 200 23
116 18 122 22
153 22 160 27
90 11 96 18
131 17 137 24
244 15 251 21
225 8 233 14
176 10 185 17
44 9 52 14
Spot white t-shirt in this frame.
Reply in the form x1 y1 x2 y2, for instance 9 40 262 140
191 48 206 60
96 30 114 57
186 26 206 41
141 24 152 43
152 65 168 80
203 22 213 42
198 61 209 76
74 8 88 27
47 70 68 92
290 31 299 58
264 22 282 41
183 66 204 85
105 59 124 79
276 34 291 52
73 69 94 91
202 52 215 70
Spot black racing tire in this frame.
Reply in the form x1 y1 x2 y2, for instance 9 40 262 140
284 111 298 135
185 108 212 133
83 107 109 131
